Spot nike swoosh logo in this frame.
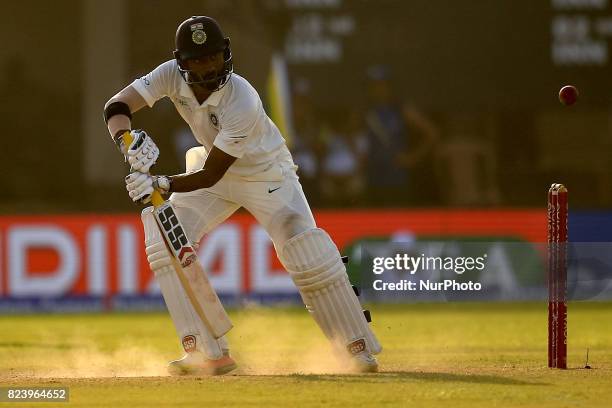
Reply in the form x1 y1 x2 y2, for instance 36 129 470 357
268 187 281 193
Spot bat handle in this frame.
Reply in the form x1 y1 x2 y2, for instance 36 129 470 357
120 131 166 209
151 191 165 207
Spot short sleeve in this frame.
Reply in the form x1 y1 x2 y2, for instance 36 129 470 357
130 60 177 107
213 96 259 159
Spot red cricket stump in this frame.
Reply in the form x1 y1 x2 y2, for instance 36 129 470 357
547 183 568 369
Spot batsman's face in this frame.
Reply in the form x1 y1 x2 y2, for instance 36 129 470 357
183 51 224 82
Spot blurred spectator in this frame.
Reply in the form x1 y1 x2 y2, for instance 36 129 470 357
363 65 439 206
435 131 501 206
320 109 367 206
432 113 501 206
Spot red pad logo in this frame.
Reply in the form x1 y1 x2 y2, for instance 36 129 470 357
182 335 197 352
346 338 366 355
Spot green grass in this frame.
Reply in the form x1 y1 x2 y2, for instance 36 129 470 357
0 302 611 407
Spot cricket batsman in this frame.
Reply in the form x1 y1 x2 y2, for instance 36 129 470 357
103 16 381 375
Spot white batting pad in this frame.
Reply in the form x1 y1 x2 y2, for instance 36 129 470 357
280 228 382 355
142 207 227 359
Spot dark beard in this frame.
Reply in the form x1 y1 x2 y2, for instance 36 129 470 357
202 69 222 91
204 78 221 91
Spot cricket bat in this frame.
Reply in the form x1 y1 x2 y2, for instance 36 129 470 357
122 131 233 339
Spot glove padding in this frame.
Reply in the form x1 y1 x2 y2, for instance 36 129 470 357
127 129 159 173
125 172 171 204
125 171 154 204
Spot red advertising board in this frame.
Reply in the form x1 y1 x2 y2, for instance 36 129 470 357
0 210 545 298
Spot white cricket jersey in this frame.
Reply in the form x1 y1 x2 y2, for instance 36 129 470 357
131 60 286 176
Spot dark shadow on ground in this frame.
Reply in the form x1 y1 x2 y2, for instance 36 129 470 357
0 342 73 350
284 371 549 386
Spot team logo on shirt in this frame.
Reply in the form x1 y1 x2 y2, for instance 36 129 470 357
209 112 219 129
190 23 207 45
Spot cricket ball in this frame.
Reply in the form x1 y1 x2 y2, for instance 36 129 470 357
559 85 578 106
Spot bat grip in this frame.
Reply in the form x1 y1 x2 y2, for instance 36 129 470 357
151 191 165 207
121 131 166 209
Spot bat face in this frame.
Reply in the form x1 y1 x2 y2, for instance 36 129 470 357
155 202 197 267
154 201 233 338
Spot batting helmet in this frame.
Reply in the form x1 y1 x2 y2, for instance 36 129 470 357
173 16 233 91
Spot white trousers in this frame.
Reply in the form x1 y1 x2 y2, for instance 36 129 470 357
170 145 316 251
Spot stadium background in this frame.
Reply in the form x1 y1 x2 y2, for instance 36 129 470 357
1 0 612 309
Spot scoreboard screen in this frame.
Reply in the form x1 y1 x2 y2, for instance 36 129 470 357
285 0 612 110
